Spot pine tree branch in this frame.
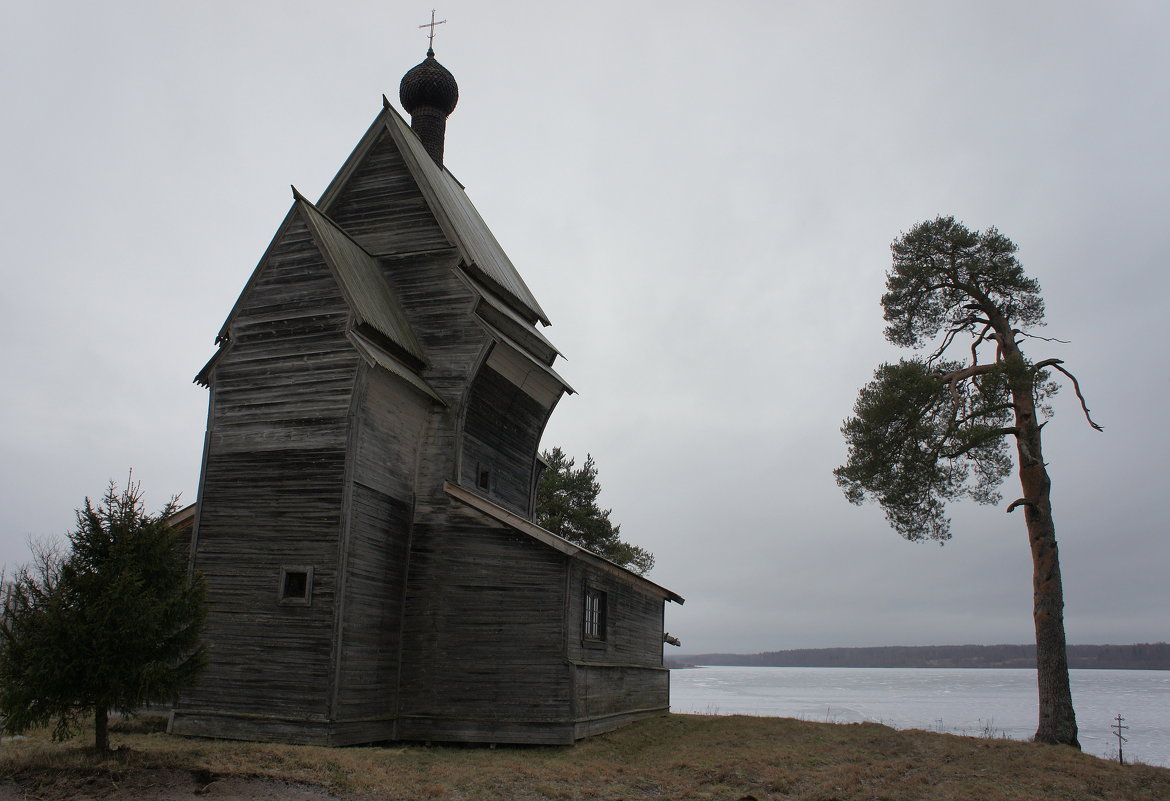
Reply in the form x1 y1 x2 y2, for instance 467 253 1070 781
937 362 1003 382
970 322 993 364
938 428 1018 460
1006 498 1037 513
935 362 1002 410
1032 359 1104 431
946 404 1016 431
1016 330 1070 344
929 325 966 364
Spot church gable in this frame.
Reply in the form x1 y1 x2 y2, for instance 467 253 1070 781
204 210 359 424
378 107 551 327
320 105 551 328
319 119 451 257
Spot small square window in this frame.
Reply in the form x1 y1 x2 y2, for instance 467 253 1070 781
477 464 492 491
279 566 313 605
583 588 607 640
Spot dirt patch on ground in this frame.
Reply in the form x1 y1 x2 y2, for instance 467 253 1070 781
0 768 364 801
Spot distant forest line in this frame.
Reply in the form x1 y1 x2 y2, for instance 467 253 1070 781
673 643 1170 670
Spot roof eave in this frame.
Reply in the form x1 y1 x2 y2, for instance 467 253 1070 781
444 481 683 604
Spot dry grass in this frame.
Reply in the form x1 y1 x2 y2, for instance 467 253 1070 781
1 713 1168 800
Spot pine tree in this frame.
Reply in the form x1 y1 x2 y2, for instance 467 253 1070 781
536 448 654 575
0 479 206 752
835 217 1101 747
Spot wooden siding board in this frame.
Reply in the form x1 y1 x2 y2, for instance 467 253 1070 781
171 713 396 746
395 717 576 745
572 707 668 740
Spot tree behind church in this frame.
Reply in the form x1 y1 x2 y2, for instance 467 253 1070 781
536 448 654 575
0 479 206 752
834 217 1101 747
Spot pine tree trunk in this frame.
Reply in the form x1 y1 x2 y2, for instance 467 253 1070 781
1011 365 1079 748
94 706 109 753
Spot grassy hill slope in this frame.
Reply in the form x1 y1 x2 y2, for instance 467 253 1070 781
1 713 1167 800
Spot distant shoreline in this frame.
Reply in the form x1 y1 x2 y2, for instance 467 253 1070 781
670 642 1170 670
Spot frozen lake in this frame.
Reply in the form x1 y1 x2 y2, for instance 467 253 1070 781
671 665 1170 766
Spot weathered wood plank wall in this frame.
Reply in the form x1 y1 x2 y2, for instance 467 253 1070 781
568 564 666 666
397 502 572 740
567 563 670 725
460 365 547 515
323 129 450 256
331 484 411 723
176 214 359 734
331 365 432 727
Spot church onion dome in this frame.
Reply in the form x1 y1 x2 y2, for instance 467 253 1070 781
399 49 459 115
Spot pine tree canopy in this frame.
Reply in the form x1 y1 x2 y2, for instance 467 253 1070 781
535 447 654 575
835 216 1099 542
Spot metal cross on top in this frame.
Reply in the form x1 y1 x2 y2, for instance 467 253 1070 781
419 10 447 53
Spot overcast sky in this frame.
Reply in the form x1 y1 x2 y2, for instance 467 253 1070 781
2 2 1167 654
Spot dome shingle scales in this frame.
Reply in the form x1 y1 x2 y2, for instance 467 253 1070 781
399 50 458 115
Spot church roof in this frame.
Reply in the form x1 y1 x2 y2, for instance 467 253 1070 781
444 481 685 605
198 193 426 386
295 191 424 365
319 103 552 327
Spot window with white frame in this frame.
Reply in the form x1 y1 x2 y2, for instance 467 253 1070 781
583 587 607 640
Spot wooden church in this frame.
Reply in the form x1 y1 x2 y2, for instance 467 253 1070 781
169 47 683 746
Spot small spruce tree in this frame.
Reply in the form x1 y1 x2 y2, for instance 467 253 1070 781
0 478 206 752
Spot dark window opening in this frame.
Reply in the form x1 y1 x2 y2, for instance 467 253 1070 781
584 588 607 640
279 566 313 605
477 464 492 491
